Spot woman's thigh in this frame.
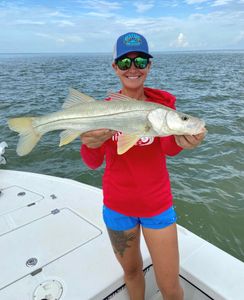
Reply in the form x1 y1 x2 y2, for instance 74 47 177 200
107 225 143 273
142 223 180 289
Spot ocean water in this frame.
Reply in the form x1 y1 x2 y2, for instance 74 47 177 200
0 51 244 261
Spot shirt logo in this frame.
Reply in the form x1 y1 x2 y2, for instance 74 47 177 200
112 132 154 146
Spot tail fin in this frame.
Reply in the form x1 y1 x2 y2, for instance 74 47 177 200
8 117 42 156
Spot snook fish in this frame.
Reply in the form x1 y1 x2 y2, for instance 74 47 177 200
8 88 205 156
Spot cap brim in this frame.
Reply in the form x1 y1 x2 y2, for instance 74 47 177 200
115 51 153 60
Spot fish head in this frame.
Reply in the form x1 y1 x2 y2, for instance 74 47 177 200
148 108 205 136
165 110 205 135
147 108 170 135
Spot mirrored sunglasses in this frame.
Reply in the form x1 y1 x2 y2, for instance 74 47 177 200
116 56 149 70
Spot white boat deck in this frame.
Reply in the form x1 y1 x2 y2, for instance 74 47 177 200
0 170 244 300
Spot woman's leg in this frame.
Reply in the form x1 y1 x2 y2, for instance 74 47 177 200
107 225 145 300
142 223 183 300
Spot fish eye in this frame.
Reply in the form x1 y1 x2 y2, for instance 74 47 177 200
181 115 189 121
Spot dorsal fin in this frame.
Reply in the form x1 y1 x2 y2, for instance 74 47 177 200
62 88 96 109
108 92 138 102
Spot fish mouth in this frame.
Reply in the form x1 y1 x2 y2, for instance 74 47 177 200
191 120 206 135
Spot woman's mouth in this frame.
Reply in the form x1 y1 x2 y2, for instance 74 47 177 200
126 75 141 80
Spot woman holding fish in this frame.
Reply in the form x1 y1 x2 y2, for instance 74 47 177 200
82 32 205 300
7 31 205 300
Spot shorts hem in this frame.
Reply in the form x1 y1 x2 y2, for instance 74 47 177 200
105 223 138 231
103 205 177 231
141 220 177 230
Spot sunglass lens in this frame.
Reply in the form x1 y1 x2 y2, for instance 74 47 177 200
134 57 148 69
117 58 132 70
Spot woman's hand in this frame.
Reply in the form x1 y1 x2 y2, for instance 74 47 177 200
80 129 116 149
174 131 206 150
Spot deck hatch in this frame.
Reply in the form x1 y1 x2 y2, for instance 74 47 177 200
0 186 43 216
0 208 101 290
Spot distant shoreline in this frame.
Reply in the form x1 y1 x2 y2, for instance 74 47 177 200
0 49 244 56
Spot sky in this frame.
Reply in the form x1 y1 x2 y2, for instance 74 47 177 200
0 0 244 53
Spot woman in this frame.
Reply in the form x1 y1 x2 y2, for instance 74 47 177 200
80 32 205 300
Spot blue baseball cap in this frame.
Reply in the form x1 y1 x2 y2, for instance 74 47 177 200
113 32 153 60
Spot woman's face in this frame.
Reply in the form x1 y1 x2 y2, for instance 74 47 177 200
112 52 151 91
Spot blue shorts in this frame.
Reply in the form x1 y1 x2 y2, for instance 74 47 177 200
103 205 177 231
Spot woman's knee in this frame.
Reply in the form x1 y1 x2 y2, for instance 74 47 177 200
124 265 143 281
159 281 183 300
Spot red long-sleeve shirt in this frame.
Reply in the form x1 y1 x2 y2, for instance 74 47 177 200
80 87 182 217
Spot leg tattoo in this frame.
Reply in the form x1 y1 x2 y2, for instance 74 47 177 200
107 229 137 257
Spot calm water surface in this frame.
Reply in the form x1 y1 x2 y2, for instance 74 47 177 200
0 51 243 261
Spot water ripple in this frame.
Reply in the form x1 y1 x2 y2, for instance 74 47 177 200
0 51 244 261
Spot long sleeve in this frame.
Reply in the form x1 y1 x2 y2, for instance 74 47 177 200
80 144 105 169
160 136 183 156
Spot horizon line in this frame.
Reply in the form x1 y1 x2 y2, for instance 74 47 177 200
0 48 244 55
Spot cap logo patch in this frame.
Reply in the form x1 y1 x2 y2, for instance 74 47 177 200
123 33 142 46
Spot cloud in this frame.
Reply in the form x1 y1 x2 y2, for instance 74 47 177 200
35 32 58 42
133 2 155 13
0 0 243 52
211 0 233 6
81 0 121 13
185 0 209 4
36 32 83 44
47 11 71 18
81 0 122 18
13 20 46 26
51 20 75 27
177 33 189 47
170 33 189 48
85 11 115 18
115 17 159 28
185 0 234 6
234 30 244 43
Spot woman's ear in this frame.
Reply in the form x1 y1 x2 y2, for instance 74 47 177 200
148 60 152 70
112 61 117 70
112 61 119 75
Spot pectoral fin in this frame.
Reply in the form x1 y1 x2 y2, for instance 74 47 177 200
117 134 141 155
59 130 82 146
